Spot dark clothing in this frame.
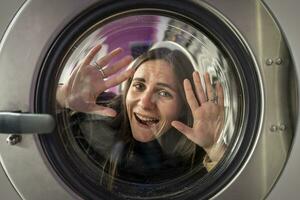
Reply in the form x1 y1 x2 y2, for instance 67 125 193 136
69 109 206 184
117 140 206 183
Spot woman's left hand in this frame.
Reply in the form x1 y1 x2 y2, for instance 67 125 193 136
171 71 225 162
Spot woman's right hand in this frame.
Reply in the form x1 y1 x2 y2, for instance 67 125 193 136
56 44 134 117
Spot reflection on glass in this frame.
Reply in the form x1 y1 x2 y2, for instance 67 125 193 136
55 15 241 192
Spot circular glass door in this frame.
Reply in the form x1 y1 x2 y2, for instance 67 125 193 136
37 2 260 199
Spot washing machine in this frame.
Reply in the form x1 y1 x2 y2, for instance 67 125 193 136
0 0 299 199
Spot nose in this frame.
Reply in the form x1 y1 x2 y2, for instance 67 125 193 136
139 90 155 110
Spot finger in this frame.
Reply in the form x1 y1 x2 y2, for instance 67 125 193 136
89 105 117 117
65 63 84 98
95 47 123 67
171 121 193 134
216 82 224 106
104 68 134 89
204 72 213 100
193 71 206 104
103 55 133 77
66 63 80 87
171 121 196 142
183 79 199 112
82 44 102 66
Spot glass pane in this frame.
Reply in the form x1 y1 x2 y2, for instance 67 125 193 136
55 14 243 196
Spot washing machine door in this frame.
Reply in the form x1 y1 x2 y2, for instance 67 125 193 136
0 0 297 199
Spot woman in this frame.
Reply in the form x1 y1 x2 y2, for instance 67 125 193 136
56 43 225 188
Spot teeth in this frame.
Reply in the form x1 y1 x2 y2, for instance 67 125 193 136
135 113 159 123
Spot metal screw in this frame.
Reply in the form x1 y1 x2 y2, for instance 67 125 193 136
279 124 287 131
6 134 22 145
275 58 283 65
270 125 278 132
266 58 273 65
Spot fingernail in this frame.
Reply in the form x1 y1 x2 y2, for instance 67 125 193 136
171 121 177 127
171 121 181 130
115 47 123 52
94 43 102 48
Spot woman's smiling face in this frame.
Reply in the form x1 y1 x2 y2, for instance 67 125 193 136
126 59 182 142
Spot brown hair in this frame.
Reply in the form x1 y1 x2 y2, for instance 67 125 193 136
103 47 203 189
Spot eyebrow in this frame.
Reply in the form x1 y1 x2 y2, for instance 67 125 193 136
133 77 177 92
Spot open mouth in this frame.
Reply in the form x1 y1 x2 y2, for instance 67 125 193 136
134 112 160 127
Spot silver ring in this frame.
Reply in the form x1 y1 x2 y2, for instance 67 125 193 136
93 61 102 70
208 89 218 103
209 95 218 103
99 68 106 78
93 62 106 78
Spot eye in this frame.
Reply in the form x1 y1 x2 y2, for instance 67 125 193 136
132 82 145 91
158 90 172 98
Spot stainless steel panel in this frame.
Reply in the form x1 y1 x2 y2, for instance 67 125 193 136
0 0 296 199
262 0 300 199
201 0 294 199
0 0 24 41
0 135 79 200
0 0 97 199
0 165 21 200
1 0 27 199
0 0 96 112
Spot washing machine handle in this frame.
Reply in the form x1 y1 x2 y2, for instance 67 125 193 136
0 112 55 134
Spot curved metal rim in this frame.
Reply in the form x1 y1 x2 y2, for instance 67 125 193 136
37 1 261 200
